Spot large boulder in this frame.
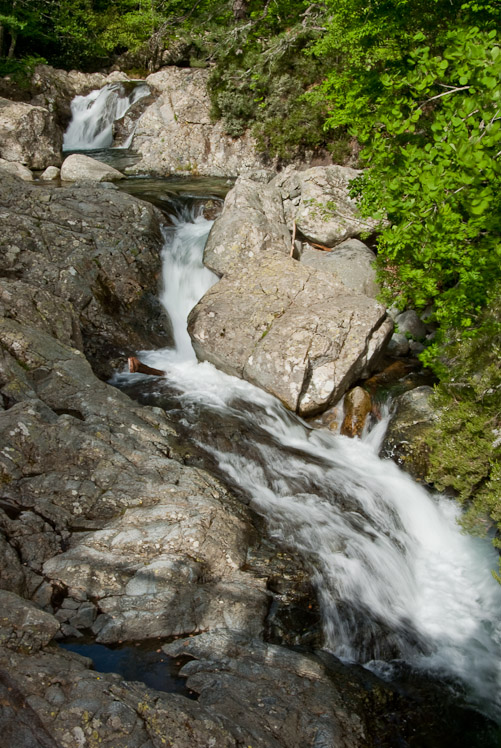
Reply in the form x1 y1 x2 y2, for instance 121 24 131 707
188 252 392 416
60 153 125 182
272 165 378 247
128 67 267 177
0 97 62 169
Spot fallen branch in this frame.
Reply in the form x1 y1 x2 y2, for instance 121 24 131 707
128 356 165 377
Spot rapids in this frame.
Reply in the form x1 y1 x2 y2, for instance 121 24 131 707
113 205 501 723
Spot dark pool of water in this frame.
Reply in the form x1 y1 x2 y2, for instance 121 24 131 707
59 639 197 699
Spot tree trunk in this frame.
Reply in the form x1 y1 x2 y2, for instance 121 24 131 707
7 30 16 59
232 0 249 21
0 23 4 57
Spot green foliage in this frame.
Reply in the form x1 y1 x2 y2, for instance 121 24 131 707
311 1 500 370
207 2 340 161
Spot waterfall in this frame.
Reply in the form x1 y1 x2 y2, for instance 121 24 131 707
114 206 501 721
63 81 150 151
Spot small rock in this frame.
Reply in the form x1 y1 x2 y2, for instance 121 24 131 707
40 165 60 180
395 310 427 340
387 332 410 357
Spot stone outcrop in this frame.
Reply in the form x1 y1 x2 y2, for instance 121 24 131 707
60 153 125 182
0 172 171 379
164 630 367 747
0 172 318 682
203 177 290 275
0 97 62 168
190 172 392 415
128 67 267 177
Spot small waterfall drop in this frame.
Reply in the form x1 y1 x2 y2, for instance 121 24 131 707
63 81 150 151
115 205 501 722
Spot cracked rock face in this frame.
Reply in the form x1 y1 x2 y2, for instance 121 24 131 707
0 172 172 379
128 67 267 177
0 172 314 650
0 97 62 169
188 253 391 416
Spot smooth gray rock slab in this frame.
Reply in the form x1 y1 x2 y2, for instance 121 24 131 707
300 238 379 298
188 253 392 416
387 332 410 357
60 153 125 182
395 309 427 340
39 165 60 180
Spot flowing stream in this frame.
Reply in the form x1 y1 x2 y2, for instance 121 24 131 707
63 81 150 151
113 204 501 723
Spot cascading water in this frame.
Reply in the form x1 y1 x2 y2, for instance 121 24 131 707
63 81 150 151
114 204 501 722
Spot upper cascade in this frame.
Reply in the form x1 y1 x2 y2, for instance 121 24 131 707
63 81 150 151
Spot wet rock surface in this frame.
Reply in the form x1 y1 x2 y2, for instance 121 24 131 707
341 386 373 438
381 385 438 480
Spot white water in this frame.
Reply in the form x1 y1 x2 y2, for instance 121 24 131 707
63 82 150 151
117 206 501 720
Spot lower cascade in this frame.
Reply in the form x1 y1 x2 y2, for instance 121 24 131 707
114 203 501 722
63 81 150 151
